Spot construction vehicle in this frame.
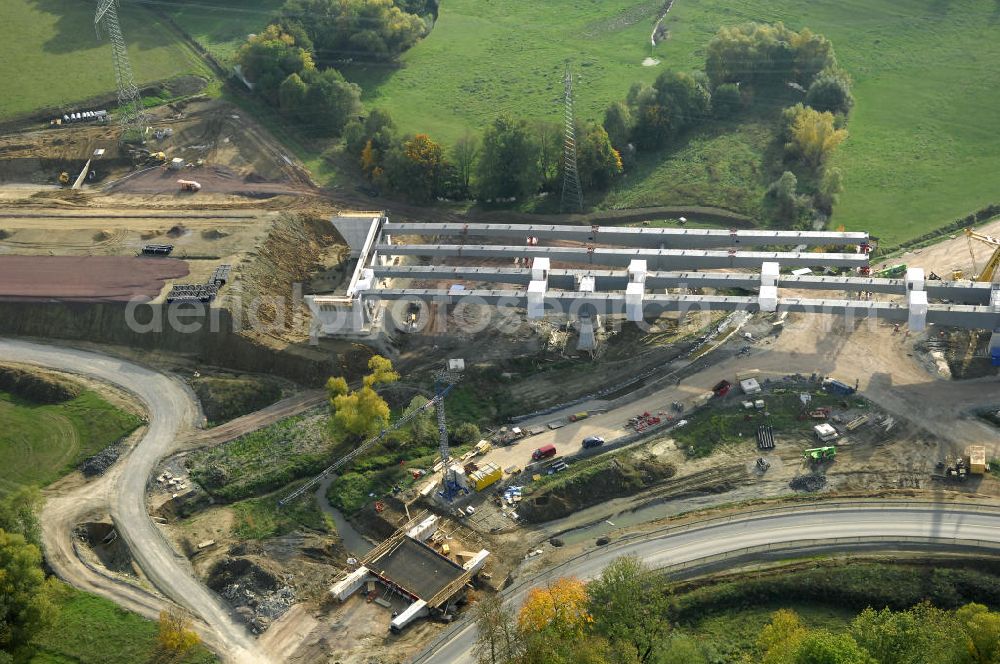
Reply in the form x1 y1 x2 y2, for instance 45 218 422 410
873 263 907 278
469 462 502 491
803 446 836 463
712 380 732 397
177 179 201 192
474 440 492 456
58 172 71 186
822 378 856 396
963 228 1000 366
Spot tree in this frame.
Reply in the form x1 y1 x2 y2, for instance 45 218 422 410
791 631 874 664
766 171 810 225
534 121 563 190
278 72 309 113
784 105 848 169
816 166 844 213
452 132 479 197
850 604 966 664
0 488 42 548
325 376 349 401
603 101 632 151
518 577 590 639
705 23 837 90
281 0 426 66
473 593 522 664
453 422 481 446
758 609 808 664
0 531 54 652
476 114 542 201
712 82 742 119
577 124 623 190
383 133 449 202
236 25 314 104
587 556 672 663
805 71 854 115
299 68 362 136
328 356 398 438
956 603 1000 664
157 608 201 660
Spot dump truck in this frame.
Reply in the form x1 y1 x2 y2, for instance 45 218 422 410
469 462 502 491
177 179 201 192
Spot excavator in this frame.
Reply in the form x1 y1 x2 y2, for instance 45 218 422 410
963 228 1000 366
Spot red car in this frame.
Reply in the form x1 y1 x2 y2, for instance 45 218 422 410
531 444 557 461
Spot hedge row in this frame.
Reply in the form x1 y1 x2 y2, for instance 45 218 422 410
876 203 1000 256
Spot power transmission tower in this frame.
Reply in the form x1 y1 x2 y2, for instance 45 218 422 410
95 0 148 143
560 64 583 213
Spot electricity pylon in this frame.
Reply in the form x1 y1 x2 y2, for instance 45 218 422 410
560 63 584 213
95 0 148 143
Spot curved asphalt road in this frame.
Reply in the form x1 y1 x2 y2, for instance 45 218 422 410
413 502 1000 662
0 339 267 664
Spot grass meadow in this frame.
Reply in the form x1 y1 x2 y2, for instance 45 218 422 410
2 0 209 120
0 391 141 491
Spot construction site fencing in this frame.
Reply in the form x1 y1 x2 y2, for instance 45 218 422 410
410 500 1000 663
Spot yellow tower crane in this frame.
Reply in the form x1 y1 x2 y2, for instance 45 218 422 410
965 228 1000 282
963 228 1000 367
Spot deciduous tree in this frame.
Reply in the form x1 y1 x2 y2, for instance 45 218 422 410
0 531 54 652
156 608 201 659
473 593 522 664
476 115 542 201
784 106 848 168
587 556 672 663
518 577 590 638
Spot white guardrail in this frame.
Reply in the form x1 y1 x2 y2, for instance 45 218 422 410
409 500 1000 662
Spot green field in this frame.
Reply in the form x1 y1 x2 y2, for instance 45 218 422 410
0 391 142 491
343 0 665 144
165 0 284 62
27 583 215 664
1 0 209 119
344 0 1000 244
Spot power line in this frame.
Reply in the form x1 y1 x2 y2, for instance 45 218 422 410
95 0 148 143
561 63 583 213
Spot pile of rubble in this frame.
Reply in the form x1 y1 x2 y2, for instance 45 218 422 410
81 443 124 477
208 556 296 634
789 474 827 492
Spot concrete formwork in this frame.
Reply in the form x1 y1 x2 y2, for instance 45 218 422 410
382 222 868 249
376 244 870 270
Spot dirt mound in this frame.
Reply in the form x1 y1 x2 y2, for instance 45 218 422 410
789 474 827 492
0 229 10 240
140 230 162 240
166 225 187 238
0 365 82 403
93 229 113 241
202 228 230 239
519 456 676 523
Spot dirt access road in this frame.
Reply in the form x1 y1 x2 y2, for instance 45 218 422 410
0 338 269 664
481 313 1000 475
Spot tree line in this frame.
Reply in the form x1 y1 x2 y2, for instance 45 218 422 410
476 555 1000 664
601 22 854 228
237 15 853 219
236 0 436 137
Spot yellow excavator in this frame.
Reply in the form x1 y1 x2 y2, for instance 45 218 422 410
966 228 1000 282
963 228 1000 367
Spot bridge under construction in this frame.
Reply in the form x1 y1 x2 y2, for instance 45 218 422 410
306 214 1000 359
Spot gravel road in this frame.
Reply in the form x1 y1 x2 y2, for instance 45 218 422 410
0 338 269 664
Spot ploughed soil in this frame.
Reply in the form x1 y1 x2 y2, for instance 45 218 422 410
0 255 188 302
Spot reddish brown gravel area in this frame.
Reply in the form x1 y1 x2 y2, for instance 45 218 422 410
0 256 189 302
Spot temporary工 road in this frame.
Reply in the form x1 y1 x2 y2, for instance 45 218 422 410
0 338 268 664
413 502 1000 662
